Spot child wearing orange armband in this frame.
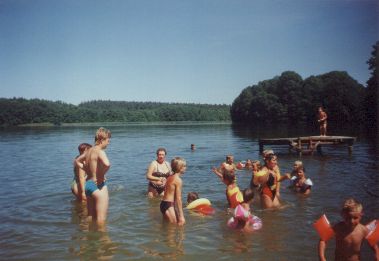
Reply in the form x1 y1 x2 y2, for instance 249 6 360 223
317 198 379 261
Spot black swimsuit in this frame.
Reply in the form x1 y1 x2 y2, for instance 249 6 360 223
149 161 171 194
160 201 175 214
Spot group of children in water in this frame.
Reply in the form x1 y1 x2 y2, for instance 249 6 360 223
71 127 378 260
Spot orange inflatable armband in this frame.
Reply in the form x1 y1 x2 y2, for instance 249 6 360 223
313 214 335 241
366 220 379 247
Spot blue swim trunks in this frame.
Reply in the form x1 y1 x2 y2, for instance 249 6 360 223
85 180 106 196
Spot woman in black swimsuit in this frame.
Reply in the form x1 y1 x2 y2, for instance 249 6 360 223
146 148 172 198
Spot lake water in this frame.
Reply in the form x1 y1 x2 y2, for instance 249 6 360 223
0 123 378 260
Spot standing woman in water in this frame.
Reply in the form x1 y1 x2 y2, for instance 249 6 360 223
146 148 172 198
254 153 288 209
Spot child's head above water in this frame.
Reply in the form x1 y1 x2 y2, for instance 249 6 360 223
171 157 187 174
293 160 303 170
341 198 363 215
295 166 306 178
341 198 363 227
242 188 254 204
222 169 236 185
78 143 92 154
187 192 199 204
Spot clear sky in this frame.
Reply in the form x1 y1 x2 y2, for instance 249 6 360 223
0 0 378 105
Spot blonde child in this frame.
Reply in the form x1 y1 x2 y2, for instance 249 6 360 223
75 127 111 227
220 155 237 172
289 166 312 195
160 157 187 225
288 160 303 177
318 198 379 261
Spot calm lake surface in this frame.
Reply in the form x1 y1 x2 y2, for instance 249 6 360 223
0 123 378 260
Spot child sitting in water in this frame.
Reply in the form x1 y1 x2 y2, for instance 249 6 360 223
186 192 215 215
285 160 303 178
288 166 312 195
212 167 243 209
318 198 379 261
187 192 199 203
160 157 187 225
227 188 262 232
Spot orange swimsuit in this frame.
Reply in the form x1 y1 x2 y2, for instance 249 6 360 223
261 172 277 200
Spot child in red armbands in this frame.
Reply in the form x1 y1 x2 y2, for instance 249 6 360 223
318 198 379 261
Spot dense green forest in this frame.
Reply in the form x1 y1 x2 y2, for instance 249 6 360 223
0 100 231 126
1 42 378 130
231 41 379 131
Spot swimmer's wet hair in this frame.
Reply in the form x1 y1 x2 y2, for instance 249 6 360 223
242 188 254 203
78 143 92 154
95 127 111 144
222 169 236 184
171 157 186 173
341 198 363 213
187 192 199 203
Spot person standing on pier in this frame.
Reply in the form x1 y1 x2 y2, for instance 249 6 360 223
317 107 328 136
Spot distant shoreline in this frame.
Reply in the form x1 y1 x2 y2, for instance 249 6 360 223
15 121 232 128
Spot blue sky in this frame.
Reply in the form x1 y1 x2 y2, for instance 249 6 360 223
0 0 378 105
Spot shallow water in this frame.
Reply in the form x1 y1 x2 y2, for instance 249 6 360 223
0 123 378 260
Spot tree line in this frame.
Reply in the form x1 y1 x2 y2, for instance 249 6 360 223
231 41 378 133
1 41 377 130
0 99 231 126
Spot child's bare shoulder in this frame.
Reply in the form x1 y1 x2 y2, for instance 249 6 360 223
356 223 368 235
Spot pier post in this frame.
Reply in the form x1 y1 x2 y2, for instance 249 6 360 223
298 138 302 157
348 143 353 154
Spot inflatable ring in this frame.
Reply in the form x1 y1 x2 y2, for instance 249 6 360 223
366 220 379 247
187 198 211 210
234 204 250 220
193 204 215 215
227 215 262 231
313 214 334 241
187 198 214 215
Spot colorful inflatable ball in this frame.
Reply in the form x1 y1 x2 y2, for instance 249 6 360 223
313 214 335 241
366 220 379 247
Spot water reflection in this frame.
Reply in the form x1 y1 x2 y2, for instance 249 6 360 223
140 223 185 259
69 201 117 260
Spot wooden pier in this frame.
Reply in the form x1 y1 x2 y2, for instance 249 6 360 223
258 136 356 156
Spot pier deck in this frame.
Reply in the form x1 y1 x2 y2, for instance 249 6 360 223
258 136 356 155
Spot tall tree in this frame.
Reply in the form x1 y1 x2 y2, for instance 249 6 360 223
365 41 379 131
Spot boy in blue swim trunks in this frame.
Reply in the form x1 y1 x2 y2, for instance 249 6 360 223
75 127 111 228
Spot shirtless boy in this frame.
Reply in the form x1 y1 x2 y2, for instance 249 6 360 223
318 198 379 261
160 157 186 226
75 127 111 226
220 155 237 172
